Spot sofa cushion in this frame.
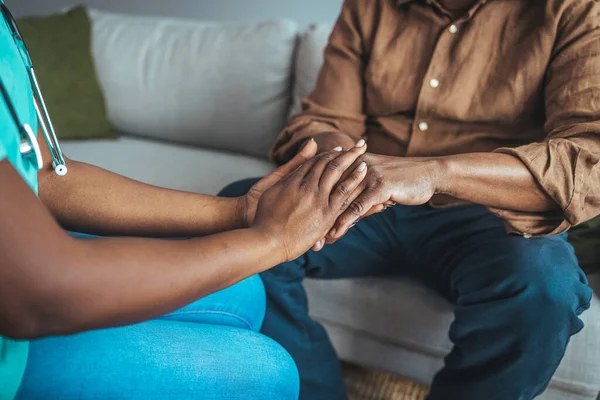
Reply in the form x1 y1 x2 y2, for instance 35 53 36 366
61 136 274 194
17 7 115 140
290 24 332 117
304 276 600 398
88 9 298 159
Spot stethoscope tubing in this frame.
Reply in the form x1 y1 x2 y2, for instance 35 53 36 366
0 3 67 176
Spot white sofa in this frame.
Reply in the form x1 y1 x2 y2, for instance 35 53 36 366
62 10 600 400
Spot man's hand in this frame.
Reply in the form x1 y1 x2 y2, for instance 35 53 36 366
239 139 319 228
327 153 441 242
313 132 357 154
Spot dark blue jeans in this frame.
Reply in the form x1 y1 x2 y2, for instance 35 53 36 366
220 178 593 400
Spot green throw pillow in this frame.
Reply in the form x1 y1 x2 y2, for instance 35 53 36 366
17 6 115 140
569 215 600 275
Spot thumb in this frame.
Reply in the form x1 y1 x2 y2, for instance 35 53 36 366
280 139 317 175
254 139 318 191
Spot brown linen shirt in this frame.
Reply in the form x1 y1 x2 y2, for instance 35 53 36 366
270 0 600 237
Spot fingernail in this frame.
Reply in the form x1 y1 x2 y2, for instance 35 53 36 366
355 139 366 148
333 146 343 152
357 162 367 172
329 228 337 237
310 138 315 142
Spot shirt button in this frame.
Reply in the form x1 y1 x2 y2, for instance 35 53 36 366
429 78 440 88
418 122 429 131
449 24 458 34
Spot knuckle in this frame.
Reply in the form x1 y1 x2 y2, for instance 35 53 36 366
348 201 364 216
341 197 353 210
335 183 350 196
321 152 337 161
326 159 342 171
299 178 312 192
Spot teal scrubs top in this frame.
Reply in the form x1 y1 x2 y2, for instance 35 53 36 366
0 1 39 398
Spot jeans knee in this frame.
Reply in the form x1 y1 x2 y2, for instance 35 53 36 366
218 178 261 198
232 275 267 330
245 336 300 399
508 242 591 334
163 275 266 331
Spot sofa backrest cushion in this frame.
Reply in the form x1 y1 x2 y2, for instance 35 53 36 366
89 9 298 158
290 24 332 117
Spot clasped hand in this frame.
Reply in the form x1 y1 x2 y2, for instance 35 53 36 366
323 151 441 245
241 139 370 262
239 138 443 259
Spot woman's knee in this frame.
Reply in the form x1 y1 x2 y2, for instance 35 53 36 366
241 334 300 400
218 178 261 198
162 275 266 331
18 322 299 400
193 329 299 399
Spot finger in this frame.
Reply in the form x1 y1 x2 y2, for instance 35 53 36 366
287 151 326 184
278 139 318 176
333 189 383 239
319 139 367 191
311 238 326 252
363 203 386 218
325 203 382 245
302 150 344 185
329 161 368 209
324 181 366 242
255 139 318 190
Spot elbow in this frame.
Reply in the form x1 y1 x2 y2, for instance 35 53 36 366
0 283 84 340
0 304 83 340
0 309 46 340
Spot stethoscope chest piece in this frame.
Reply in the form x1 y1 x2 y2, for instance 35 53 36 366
53 161 67 176
18 122 43 171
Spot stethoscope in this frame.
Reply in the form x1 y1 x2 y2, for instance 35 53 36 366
0 3 67 176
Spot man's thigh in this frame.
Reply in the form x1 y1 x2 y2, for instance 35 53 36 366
408 205 592 309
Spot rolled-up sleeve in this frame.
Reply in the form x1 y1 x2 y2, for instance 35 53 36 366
269 0 371 164
491 2 600 236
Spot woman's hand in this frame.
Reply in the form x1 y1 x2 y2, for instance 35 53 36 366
327 153 441 242
239 140 319 228
252 142 368 262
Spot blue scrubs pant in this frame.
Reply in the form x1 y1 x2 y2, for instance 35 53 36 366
220 178 593 400
16 253 299 399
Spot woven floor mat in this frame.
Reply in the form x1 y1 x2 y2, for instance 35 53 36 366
342 363 430 400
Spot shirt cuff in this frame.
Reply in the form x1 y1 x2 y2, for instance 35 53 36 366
490 143 578 236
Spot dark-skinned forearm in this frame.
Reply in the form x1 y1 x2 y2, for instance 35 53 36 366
435 152 556 212
38 160 243 237
13 228 282 339
2 161 281 339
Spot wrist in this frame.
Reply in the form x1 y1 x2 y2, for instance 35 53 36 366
432 156 454 195
248 225 288 264
233 196 250 229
